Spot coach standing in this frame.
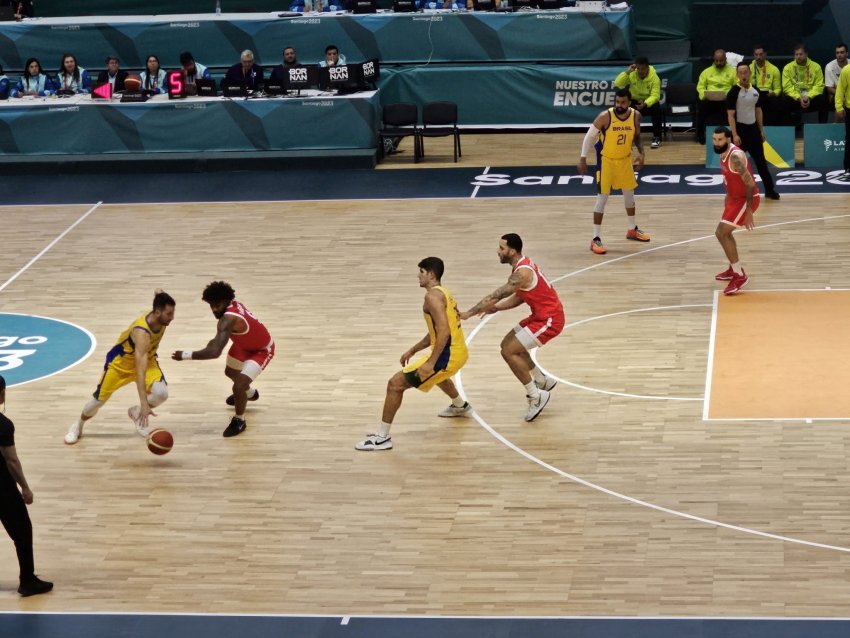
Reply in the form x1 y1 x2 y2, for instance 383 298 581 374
727 61 780 200
0 375 53 597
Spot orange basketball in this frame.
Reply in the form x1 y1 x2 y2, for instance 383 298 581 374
124 74 142 92
147 428 173 455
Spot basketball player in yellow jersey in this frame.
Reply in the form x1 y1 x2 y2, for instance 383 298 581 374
356 257 471 451
64 291 175 445
578 88 649 255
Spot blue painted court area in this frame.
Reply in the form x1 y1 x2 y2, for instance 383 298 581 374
3 613 850 638
2 166 847 206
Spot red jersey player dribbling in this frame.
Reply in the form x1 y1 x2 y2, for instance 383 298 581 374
461 233 565 422
712 127 760 295
172 281 274 437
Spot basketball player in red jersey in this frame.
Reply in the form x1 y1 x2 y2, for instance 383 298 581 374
172 281 274 437
712 126 760 295
460 234 564 422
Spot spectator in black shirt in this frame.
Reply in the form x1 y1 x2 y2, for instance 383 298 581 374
0 375 53 597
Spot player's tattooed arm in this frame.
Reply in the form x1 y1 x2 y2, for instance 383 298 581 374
461 269 529 319
730 151 756 200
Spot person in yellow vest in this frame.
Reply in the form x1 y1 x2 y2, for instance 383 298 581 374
835 63 850 179
781 43 827 125
696 49 737 144
355 257 470 451
614 56 663 148
749 45 782 125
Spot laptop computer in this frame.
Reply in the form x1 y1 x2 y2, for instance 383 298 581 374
352 0 377 12
0 5 14 20
223 82 248 97
473 0 495 9
393 0 417 11
195 78 217 97
704 90 727 101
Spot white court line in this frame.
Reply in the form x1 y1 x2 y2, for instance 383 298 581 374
532 304 710 402
0 201 102 293
702 290 719 420
469 165 489 198
458 211 850 553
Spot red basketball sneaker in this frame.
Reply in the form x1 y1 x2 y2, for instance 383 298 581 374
723 271 748 295
715 266 735 281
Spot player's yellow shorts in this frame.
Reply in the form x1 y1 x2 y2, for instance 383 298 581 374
93 360 165 402
402 350 468 393
597 155 638 194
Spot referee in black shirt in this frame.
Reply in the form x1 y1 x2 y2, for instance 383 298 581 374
0 375 52 597
726 61 780 200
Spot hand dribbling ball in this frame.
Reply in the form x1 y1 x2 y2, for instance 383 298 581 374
147 428 173 455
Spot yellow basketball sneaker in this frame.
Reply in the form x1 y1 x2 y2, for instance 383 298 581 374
626 227 650 242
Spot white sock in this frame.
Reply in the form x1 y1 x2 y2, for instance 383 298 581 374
731 262 743 275
451 395 465 408
246 387 257 399
524 381 540 400
377 421 392 438
235 413 245 421
530 367 546 385
592 224 602 239
628 219 637 230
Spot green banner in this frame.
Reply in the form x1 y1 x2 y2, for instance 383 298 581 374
705 126 795 168
0 10 635 72
0 93 379 155
803 124 845 168
378 63 691 126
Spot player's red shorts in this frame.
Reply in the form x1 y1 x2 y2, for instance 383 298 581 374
721 194 761 227
516 313 565 349
227 341 275 370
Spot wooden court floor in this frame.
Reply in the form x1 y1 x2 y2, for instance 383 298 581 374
2 139 850 617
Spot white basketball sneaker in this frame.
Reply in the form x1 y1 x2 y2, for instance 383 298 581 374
64 421 83 445
127 406 149 438
438 401 472 418
525 389 551 422
355 434 393 451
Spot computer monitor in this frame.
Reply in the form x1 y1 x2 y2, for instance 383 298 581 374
473 0 495 10
393 0 417 11
536 0 559 8
222 82 248 97
512 0 532 8
318 62 378 94
282 65 319 94
352 0 377 13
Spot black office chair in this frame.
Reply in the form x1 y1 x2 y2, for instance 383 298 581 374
377 102 420 163
419 101 461 163
663 82 697 140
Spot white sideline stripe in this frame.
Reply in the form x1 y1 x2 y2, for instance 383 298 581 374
457 212 850 554
703 290 719 420
0 202 102 293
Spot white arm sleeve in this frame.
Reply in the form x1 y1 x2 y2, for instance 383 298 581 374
581 125 601 158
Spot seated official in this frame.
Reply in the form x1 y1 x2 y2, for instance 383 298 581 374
225 50 264 91
695 49 737 144
140 55 167 94
749 45 782 126
179 51 211 95
781 44 827 125
614 56 663 148
97 55 128 92
318 45 347 68
11 58 55 97
0 65 9 99
825 43 848 111
55 53 91 94
269 47 300 83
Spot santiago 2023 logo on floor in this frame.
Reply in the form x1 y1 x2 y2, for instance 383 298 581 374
0 313 96 387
